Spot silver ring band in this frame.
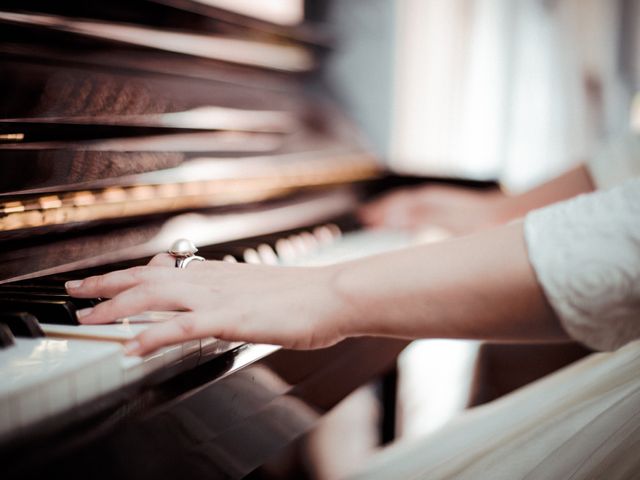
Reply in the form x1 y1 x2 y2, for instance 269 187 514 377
175 255 205 269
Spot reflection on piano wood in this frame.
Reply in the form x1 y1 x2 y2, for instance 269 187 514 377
0 153 379 234
0 2 418 477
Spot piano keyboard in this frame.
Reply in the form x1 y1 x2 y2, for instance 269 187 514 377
0 223 421 441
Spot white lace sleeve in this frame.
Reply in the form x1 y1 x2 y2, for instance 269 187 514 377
524 179 640 351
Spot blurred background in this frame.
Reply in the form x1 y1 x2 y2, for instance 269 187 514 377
314 0 639 191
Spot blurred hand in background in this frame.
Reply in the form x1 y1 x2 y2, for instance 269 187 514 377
359 184 508 235
359 165 595 235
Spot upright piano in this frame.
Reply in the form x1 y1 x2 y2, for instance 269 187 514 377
0 2 417 478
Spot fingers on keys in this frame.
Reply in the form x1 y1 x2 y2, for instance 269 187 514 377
65 266 172 298
75 283 199 325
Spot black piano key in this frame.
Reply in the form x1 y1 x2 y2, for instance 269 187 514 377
0 290 98 310
16 273 104 286
0 312 44 338
34 275 88 285
0 324 16 348
0 283 67 293
0 298 78 325
198 247 247 260
198 239 282 260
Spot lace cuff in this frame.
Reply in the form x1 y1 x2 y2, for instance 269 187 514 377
524 179 640 351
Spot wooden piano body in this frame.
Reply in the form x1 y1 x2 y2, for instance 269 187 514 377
0 2 416 478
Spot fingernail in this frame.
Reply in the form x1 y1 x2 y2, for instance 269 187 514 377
65 280 83 290
76 307 93 320
124 340 141 356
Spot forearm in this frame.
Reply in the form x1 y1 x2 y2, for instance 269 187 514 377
498 164 595 221
335 222 569 343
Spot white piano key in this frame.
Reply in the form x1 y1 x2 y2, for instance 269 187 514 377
49 340 121 411
299 231 319 251
0 340 63 430
0 338 121 436
312 225 335 245
257 243 279 265
288 234 308 256
42 313 237 380
275 238 295 262
47 375 73 416
289 229 414 266
74 363 101 404
86 352 121 399
243 248 261 264
42 321 177 383
120 356 145 384
41 322 152 342
9 383 41 431
325 223 342 239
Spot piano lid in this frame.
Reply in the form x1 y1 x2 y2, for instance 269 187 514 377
0 11 315 72
0 0 331 46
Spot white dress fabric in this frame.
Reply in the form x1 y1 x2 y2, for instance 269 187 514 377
348 340 640 480
525 177 640 351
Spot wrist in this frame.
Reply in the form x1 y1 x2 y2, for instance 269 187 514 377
329 255 412 340
328 260 381 339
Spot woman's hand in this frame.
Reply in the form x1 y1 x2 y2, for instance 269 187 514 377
66 254 352 356
359 166 595 235
359 185 509 235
